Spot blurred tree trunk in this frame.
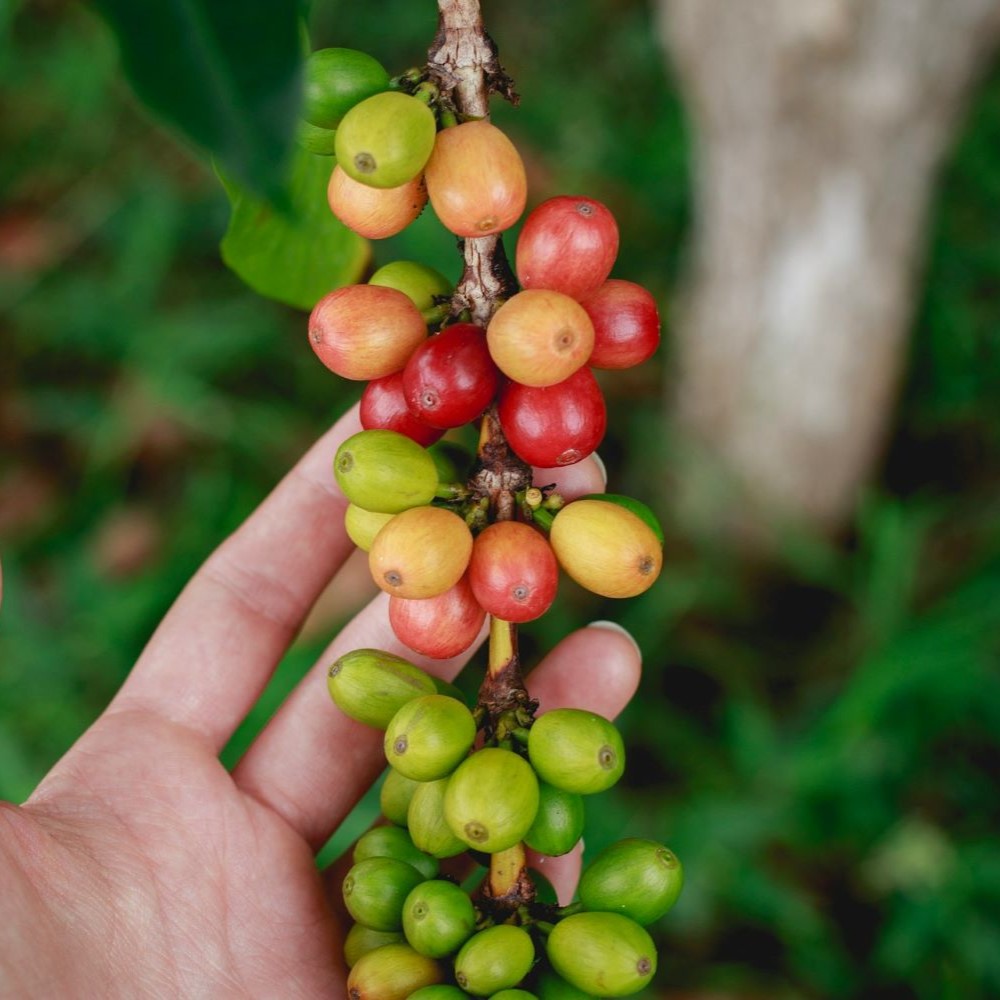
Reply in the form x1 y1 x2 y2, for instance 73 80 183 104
658 0 1000 537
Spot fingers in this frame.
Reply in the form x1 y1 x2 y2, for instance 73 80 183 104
105 405 364 752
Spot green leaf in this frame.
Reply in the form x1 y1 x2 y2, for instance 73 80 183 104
220 147 370 310
88 0 303 196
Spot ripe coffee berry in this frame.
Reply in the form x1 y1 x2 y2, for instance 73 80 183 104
498 366 607 467
327 166 428 240
361 373 445 447
389 574 486 660
467 521 558 622
582 279 661 369
516 195 619 300
403 323 499 429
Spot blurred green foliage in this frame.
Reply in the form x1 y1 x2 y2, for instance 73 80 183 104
1 1 999 998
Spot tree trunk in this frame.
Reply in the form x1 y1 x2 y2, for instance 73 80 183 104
658 0 1000 537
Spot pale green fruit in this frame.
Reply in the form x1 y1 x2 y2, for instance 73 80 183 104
546 912 656 997
353 824 439 880
402 879 476 958
381 768 422 827
327 648 435 729
335 91 437 188
384 694 477 781
527 708 625 795
343 924 404 968
579 838 683 925
444 747 540 853
342 857 424 931
454 925 535 996
370 260 452 313
407 778 467 859
344 504 394 551
334 429 438 514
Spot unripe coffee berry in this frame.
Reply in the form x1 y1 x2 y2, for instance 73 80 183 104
407 777 468 859
402 879 476 958
303 48 389 130
381 768 422 827
327 647 436 729
384 694 477 781
546 912 656 997
353 825 440 881
343 924 405 968
342 857 425 931
344 504 394 552
444 747 540 853
335 91 437 188
334 429 438 514
523 781 585 857
579 838 684 925
528 708 625 795
454 924 535 996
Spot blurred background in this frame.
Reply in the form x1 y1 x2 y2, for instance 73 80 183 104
2 0 999 997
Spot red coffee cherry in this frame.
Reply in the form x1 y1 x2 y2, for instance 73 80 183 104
486 289 595 388
327 166 428 240
516 195 619 300
498 367 607 467
309 285 426 380
467 522 559 623
424 121 527 237
361 372 444 447
581 279 661 369
389 574 486 659
402 324 499 429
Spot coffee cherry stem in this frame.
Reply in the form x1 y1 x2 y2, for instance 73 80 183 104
529 506 555 532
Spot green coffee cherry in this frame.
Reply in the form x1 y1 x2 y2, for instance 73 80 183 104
546 912 656 998
381 768 422 827
343 923 404 968
577 493 664 545
491 991 538 1000
370 260 452 313
335 91 437 189
303 48 389 130
410 987 470 1000
342 857 425 931
528 709 625 795
579 839 683 925
454 924 535 996
444 747 540 853
346 942 443 1000
296 119 338 156
523 782 585 857
385 694 477 781
432 676 469 704
402 879 477 958
334 429 438 514
353 824 439 880
408 778 468 859
344 504 394 552
535 970 595 1000
327 648 436 729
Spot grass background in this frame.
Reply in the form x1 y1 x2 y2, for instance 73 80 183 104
2 0 999 996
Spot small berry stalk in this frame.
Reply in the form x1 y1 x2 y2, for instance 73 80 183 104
306 2 680 996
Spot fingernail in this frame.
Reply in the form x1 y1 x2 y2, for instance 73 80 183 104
587 620 641 662
591 451 607 487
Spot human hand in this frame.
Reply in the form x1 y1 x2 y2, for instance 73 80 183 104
0 405 641 999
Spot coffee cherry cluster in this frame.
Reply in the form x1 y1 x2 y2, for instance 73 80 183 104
329 649 683 998
299 43 681 999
